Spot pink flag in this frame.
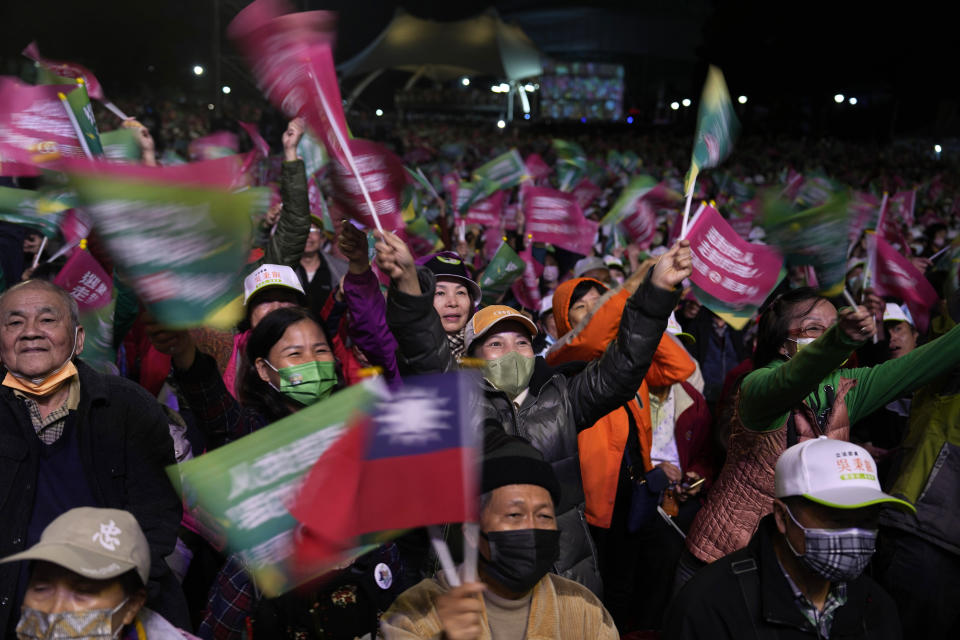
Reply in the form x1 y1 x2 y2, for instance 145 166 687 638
572 178 602 210
621 198 658 249
461 190 505 228
525 153 552 182
866 232 938 333
511 241 543 310
889 190 916 227
188 131 239 161
238 122 271 158
60 209 92 248
686 204 783 308
53 249 112 313
877 195 911 256
782 169 804 201
328 138 406 232
523 186 598 256
0 78 85 172
23 42 105 100
228 0 343 161
503 203 520 231
442 172 460 198
483 226 504 260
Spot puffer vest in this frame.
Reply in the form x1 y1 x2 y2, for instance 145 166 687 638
686 376 856 563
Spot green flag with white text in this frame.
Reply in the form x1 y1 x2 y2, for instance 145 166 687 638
478 242 525 305
685 66 739 195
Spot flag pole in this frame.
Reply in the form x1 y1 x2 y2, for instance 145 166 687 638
306 66 384 234
462 522 479 583
57 92 94 159
103 100 129 121
427 526 462 587
31 236 47 270
679 186 695 239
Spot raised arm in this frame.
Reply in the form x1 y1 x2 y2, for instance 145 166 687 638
568 240 690 430
264 118 310 267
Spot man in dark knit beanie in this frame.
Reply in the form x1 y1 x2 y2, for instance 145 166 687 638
381 431 618 639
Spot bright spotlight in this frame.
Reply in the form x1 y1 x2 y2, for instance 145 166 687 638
491 85 501 93
848 97 858 105
934 144 942 153
670 102 680 111
626 116 634 124
682 98 691 107
221 86 231 94
834 93 845 103
193 65 205 76
524 83 534 92
499 83 510 92
738 95 747 104
375 108 384 117
496 119 506 129
207 103 215 110
461 77 470 86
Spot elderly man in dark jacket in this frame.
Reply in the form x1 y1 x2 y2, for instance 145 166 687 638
375 232 692 595
0 279 185 635
664 437 911 640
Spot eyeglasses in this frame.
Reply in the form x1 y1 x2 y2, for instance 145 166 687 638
788 323 829 339
308 226 322 234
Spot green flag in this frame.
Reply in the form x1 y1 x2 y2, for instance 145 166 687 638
78 296 118 374
600 175 657 225
0 186 73 237
65 161 267 329
57 80 103 157
478 242 525 305
169 383 384 597
685 66 739 195
759 189 850 297
472 149 527 194
100 129 141 162
297 133 328 178
552 139 587 191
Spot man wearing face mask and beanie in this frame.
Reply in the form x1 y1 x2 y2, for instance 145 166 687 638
0 281 186 635
664 436 912 640
381 432 619 639
381 233 693 595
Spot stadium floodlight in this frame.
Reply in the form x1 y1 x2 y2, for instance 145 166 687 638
834 93 845 103
193 65 205 76
682 98 691 107
461 77 470 86
221 86 231 94
497 119 506 129
848 97 858 105
670 102 680 111
738 95 747 104
375 108 384 117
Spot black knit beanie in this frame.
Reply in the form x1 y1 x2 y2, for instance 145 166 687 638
481 424 562 507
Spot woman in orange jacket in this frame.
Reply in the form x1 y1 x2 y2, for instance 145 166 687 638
546 270 698 632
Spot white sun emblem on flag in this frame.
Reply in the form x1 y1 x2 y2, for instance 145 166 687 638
375 388 454 446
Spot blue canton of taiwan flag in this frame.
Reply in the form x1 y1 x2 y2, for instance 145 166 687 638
290 371 481 567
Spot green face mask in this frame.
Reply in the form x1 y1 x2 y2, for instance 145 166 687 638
265 360 337 405
483 350 536 400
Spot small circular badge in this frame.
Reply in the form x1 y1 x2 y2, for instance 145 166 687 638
374 562 393 590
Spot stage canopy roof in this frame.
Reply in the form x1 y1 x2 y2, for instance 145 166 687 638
338 9 543 82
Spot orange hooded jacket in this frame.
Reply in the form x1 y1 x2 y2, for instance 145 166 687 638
547 277 695 528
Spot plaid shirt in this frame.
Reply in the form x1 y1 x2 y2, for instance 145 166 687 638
198 554 256 640
13 376 80 444
777 556 848 639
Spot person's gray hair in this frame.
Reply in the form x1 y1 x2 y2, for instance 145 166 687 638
0 279 80 329
479 491 494 516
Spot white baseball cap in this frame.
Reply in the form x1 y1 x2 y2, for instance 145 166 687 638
666 311 695 343
243 264 305 305
882 302 914 327
775 437 915 512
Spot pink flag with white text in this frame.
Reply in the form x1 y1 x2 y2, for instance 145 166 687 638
525 153 552 183
571 178 602 210
0 78 85 173
620 198 658 249
23 41 106 100
511 241 543 311
866 231 938 333
523 186 598 256
686 204 783 308
459 189 504 228
53 248 112 313
328 138 406 232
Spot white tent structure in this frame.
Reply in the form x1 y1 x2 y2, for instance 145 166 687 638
339 9 542 116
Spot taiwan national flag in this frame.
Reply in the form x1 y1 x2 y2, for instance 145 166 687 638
290 372 480 566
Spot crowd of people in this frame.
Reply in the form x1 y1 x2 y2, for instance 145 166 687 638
1 83 959 640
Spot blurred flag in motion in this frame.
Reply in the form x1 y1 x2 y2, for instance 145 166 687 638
685 66 740 196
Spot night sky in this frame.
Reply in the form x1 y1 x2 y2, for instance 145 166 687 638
0 0 954 135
